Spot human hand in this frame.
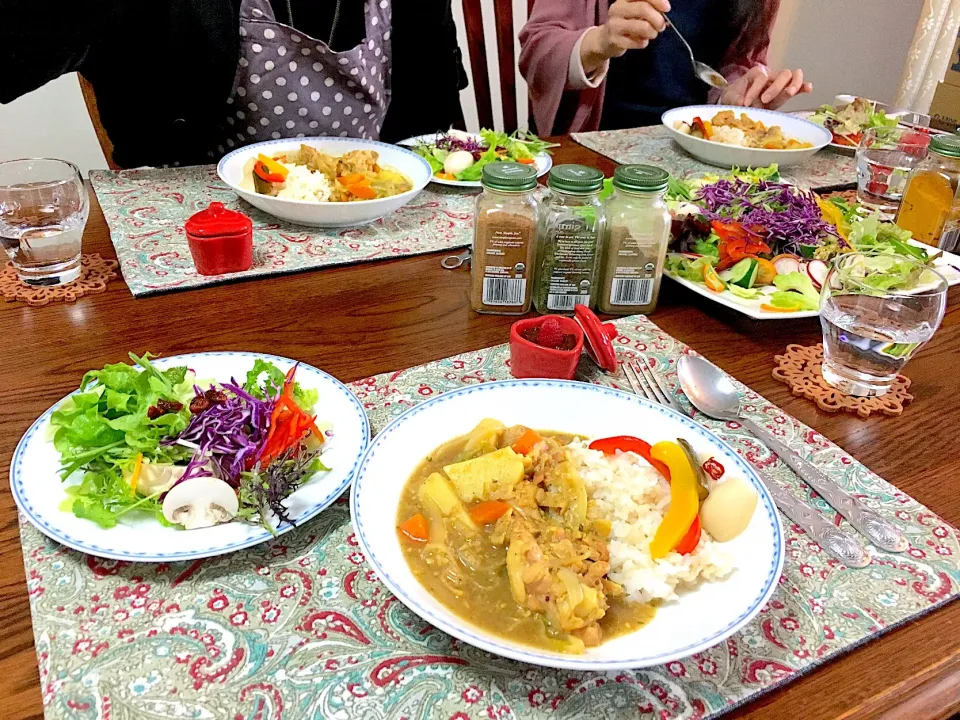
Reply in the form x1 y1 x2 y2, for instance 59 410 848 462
719 66 813 109
582 0 671 72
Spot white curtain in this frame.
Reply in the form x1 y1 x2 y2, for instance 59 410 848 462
896 0 960 111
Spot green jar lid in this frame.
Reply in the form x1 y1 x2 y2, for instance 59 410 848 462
481 162 538 191
548 164 605 194
613 164 669 193
930 133 960 158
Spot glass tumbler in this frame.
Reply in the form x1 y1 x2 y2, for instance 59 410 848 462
819 252 947 396
0 159 88 286
856 127 931 219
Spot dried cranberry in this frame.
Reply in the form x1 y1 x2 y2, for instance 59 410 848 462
147 398 183 420
204 388 228 404
189 395 212 415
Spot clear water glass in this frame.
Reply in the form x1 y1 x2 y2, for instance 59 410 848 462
856 127 930 219
0 159 88 286
820 252 947 397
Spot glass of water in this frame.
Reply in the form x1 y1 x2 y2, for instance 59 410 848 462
0 159 88 286
820 252 947 396
856 127 931 219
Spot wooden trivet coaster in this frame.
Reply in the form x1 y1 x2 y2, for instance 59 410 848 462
772 343 912 418
0 253 119 307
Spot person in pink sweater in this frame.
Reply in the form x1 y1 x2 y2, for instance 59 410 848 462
519 0 812 135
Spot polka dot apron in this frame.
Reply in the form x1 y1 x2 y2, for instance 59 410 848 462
216 0 392 153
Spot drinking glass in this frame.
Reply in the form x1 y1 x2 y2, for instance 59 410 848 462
856 127 931 219
0 159 88 286
820 252 947 397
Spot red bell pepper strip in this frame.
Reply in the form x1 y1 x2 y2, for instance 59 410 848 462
254 160 285 183
588 436 672 480
674 516 701 555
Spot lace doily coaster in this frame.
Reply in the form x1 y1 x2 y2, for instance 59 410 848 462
0 254 119 307
772 343 912 417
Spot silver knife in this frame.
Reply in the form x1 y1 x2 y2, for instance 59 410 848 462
739 418 908 553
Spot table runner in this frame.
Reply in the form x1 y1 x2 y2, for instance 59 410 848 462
89 167 476 297
17 315 959 719
572 126 855 190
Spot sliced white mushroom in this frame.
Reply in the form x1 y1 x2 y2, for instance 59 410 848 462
134 461 187 496
162 477 239 530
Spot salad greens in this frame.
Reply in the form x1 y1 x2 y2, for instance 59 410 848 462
837 253 941 293
769 272 820 310
412 129 558 181
51 354 327 530
810 97 898 146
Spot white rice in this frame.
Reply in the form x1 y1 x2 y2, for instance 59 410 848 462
275 162 332 202
710 125 748 147
569 441 733 603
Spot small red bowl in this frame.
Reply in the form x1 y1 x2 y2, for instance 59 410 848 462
185 202 254 276
509 316 584 380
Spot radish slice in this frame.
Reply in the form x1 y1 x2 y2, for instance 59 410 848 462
773 256 801 275
807 259 829 289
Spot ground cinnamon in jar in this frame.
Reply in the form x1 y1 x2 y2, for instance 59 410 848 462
470 163 540 314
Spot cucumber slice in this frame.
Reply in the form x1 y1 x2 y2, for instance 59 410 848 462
727 284 762 299
728 258 759 288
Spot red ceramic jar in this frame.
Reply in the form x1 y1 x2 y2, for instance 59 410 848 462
185 202 254 276
509 315 584 380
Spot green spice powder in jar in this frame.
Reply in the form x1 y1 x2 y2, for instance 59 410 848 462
470 162 540 315
598 164 672 315
534 164 606 314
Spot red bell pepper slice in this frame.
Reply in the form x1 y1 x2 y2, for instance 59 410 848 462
588 436 672 480
674 516 701 555
254 160 285 183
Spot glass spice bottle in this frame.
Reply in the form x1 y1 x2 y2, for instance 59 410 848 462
896 134 960 250
533 164 606 314
470 162 540 315
598 164 671 315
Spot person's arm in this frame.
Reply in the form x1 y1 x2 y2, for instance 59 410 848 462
0 0 109 104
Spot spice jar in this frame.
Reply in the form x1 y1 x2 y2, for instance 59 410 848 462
534 165 606 314
598 164 671 315
896 134 960 250
470 162 540 314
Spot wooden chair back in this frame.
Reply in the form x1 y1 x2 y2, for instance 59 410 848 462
461 0 533 133
78 75 119 170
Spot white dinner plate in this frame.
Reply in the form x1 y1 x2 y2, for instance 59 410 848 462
662 105 831 169
664 241 960 321
11 352 369 562
397 133 552 188
351 380 784 670
217 137 432 227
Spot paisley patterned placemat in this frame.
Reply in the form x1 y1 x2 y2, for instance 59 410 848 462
17 316 958 719
89 167 476 297
572 127 855 190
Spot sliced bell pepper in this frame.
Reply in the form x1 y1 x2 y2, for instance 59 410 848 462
588 436 671 480
692 116 713 140
649 441 700 559
754 258 778 286
703 264 726 293
674 516 701 555
257 154 289 179
254 160 286 183
128 453 144 493
398 513 429 543
760 303 802 313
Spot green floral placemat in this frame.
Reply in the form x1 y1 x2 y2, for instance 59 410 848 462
18 316 958 719
572 126 855 190
90 167 476 298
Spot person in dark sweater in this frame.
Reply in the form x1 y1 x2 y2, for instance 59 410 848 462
1 0 468 167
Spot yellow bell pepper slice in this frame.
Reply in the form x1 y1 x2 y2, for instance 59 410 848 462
815 196 849 241
649 441 700 559
256 154 289 180
127 452 144 493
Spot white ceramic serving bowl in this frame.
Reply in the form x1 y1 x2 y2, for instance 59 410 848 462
11 352 369 562
351 380 784 670
217 137 432 227
662 105 831 169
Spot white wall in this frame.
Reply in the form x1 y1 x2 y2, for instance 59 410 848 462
0 0 924 174
767 0 924 111
0 74 108 176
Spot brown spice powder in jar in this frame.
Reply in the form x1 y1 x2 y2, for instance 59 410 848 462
470 163 540 315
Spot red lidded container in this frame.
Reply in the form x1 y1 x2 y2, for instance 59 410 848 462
185 202 254 276
509 315 584 380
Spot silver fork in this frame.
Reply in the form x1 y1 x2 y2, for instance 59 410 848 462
620 354 870 567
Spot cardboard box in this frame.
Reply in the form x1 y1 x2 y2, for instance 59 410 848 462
930 81 960 130
944 31 960 88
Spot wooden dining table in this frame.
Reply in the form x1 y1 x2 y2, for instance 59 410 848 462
0 138 958 720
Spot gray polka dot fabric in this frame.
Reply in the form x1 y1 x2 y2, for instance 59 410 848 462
215 0 392 154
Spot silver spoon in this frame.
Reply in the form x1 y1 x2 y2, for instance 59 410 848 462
664 16 728 90
677 354 907 554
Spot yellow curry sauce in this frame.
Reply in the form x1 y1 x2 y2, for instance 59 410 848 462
396 419 655 654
